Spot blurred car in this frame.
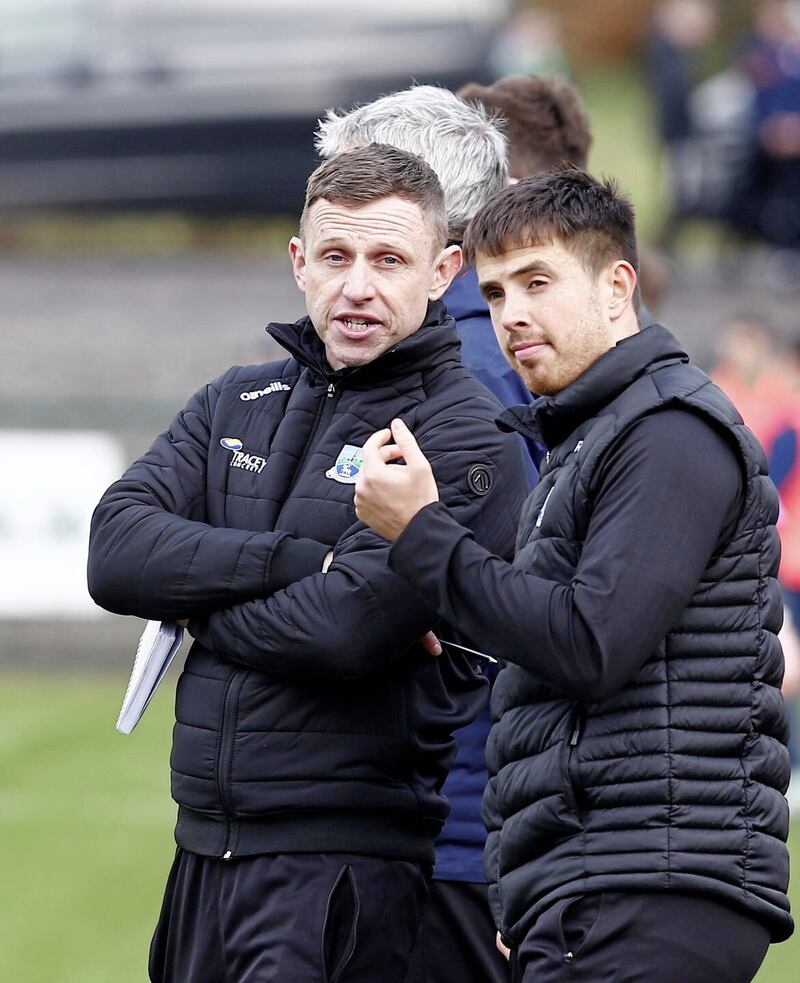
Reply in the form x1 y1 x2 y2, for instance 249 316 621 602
0 0 510 213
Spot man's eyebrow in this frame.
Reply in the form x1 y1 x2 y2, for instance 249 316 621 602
314 234 411 255
479 260 557 292
313 234 349 248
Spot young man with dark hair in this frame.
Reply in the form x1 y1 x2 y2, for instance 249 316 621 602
457 75 592 178
354 167 792 982
87 144 529 983
457 75 664 318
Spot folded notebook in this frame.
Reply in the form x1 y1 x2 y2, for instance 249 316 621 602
116 621 184 734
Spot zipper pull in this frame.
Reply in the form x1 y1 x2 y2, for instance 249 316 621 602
222 850 233 860
569 716 583 746
326 383 336 398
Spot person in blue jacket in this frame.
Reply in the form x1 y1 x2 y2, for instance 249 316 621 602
316 78 593 981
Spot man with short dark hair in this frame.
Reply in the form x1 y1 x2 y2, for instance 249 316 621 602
87 144 528 983
354 167 792 982
458 75 592 178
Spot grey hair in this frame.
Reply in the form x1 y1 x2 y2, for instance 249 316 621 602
315 84 508 241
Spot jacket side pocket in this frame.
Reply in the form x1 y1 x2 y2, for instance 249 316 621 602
321 864 360 983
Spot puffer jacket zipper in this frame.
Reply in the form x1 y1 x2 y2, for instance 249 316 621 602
218 669 249 859
566 706 586 815
275 381 339 526
217 381 339 857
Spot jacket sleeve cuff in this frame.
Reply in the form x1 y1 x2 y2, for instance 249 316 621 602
267 537 330 593
389 501 470 586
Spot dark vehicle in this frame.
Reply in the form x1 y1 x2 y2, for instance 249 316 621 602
0 0 509 213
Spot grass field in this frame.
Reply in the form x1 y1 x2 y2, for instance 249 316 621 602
2 671 798 982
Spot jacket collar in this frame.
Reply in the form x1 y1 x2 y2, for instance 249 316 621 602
266 300 460 387
499 324 689 449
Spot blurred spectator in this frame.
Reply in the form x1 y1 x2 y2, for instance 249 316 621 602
638 244 673 316
711 315 790 450
648 0 719 145
780 602 800 767
731 0 800 250
487 9 567 80
645 0 721 243
768 339 800 608
780 607 800 705
767 340 800 764
713 319 800 762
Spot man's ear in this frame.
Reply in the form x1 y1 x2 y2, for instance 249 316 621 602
429 244 463 301
289 236 307 293
606 260 638 322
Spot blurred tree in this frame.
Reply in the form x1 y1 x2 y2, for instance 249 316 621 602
518 0 758 68
528 0 656 66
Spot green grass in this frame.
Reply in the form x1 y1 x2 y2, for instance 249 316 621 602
1 673 798 981
0 673 176 983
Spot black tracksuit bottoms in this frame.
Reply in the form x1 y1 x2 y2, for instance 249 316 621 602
148 848 428 983
510 891 771 983
403 880 510 983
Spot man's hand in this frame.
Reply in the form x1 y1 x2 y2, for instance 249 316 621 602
355 418 439 541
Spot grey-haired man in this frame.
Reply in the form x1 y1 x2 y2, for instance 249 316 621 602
317 85 528 983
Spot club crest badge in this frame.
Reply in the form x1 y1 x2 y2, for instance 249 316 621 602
326 444 364 484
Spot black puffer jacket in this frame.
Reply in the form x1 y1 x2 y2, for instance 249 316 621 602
385 325 792 943
88 303 528 865
484 329 792 943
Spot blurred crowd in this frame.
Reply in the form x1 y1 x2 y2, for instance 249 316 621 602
486 5 800 728
646 0 800 255
711 316 800 746
626 0 800 735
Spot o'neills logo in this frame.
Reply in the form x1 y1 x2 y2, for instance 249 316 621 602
220 437 267 474
240 381 291 400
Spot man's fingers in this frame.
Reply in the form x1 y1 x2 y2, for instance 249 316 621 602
361 428 392 467
390 418 428 466
420 630 443 657
378 443 403 463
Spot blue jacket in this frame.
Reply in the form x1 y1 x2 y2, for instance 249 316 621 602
433 269 539 881
447 267 541 483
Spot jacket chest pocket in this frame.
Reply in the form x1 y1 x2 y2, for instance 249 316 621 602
565 709 586 816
